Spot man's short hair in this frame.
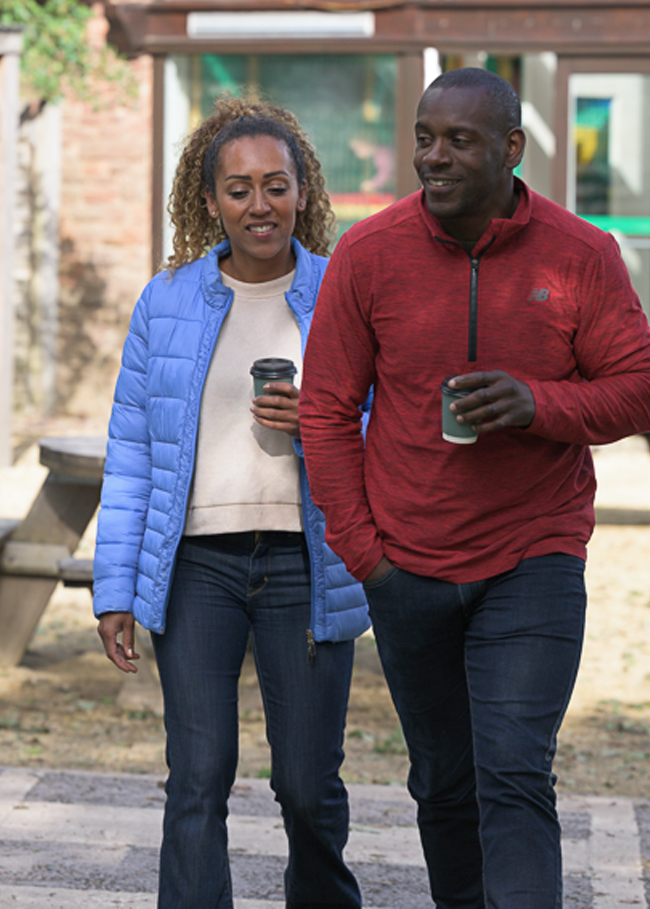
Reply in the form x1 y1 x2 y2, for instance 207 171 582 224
424 67 522 135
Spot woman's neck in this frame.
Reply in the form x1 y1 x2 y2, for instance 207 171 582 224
219 248 296 284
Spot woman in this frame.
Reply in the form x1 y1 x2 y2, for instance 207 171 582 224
94 94 370 909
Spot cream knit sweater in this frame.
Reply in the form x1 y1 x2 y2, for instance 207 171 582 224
184 270 303 535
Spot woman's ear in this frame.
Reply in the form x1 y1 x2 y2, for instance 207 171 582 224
205 189 219 219
296 184 307 212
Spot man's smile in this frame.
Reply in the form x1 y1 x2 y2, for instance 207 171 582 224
424 177 460 188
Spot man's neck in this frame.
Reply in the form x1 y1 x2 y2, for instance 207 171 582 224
439 187 521 249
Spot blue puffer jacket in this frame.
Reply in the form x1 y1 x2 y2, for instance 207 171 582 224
93 238 370 641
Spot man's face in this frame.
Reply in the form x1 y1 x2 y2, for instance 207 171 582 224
413 85 523 242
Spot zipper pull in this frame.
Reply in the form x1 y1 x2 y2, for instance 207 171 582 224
306 629 316 663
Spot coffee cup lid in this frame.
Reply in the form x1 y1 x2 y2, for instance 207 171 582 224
250 357 298 379
441 376 480 397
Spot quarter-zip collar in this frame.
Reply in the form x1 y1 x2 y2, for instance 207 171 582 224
418 177 531 258
417 181 532 364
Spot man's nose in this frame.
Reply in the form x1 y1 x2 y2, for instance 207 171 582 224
423 138 452 166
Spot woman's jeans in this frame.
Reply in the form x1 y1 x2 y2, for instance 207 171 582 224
363 553 586 909
152 532 361 909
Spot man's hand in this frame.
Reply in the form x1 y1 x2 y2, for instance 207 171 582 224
97 611 140 673
364 556 394 584
251 383 300 438
449 370 535 433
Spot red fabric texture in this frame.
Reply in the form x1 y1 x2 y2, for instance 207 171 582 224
299 182 650 583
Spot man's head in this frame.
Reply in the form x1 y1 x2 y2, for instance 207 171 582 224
413 67 526 244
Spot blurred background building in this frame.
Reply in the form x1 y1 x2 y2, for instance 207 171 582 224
4 0 650 458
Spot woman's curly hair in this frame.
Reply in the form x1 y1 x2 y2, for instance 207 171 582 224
164 92 336 272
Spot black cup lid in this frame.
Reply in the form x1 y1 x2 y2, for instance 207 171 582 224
250 357 297 378
440 376 474 397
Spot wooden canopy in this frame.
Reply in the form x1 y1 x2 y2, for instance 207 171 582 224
106 0 650 57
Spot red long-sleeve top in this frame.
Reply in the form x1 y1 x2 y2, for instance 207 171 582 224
299 183 650 583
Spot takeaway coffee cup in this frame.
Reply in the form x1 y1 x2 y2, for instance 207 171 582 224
441 377 480 444
250 357 298 397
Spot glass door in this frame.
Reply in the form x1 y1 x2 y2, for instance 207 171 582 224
566 71 650 317
163 53 398 257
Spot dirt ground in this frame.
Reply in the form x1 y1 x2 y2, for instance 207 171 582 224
1 436 650 797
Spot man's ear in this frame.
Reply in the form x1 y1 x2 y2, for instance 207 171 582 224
505 127 526 171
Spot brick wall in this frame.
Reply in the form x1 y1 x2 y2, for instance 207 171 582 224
57 4 153 424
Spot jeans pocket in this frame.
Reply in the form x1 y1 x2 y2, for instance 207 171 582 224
363 565 400 591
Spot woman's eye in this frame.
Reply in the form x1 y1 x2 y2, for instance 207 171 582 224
229 190 249 200
268 185 289 195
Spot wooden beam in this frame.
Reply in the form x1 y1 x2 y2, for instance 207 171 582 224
106 1 650 56
1 541 70 578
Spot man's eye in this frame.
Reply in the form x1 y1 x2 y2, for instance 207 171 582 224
415 134 431 147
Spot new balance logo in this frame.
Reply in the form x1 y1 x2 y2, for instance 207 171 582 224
527 287 550 302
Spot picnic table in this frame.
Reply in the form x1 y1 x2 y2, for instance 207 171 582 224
0 436 105 666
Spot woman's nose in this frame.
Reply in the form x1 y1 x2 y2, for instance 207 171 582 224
251 187 271 214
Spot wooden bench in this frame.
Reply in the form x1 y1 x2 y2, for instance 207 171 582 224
0 435 162 712
0 436 106 666
594 506 650 525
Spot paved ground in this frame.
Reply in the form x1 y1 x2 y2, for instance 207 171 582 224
0 767 648 908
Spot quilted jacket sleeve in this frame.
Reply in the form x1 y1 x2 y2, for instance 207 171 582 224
93 288 153 617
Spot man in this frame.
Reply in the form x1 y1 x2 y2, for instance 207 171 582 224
299 67 650 909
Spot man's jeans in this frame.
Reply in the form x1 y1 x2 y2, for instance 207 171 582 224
364 553 586 909
152 532 361 909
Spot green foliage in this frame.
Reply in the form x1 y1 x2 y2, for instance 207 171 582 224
0 0 137 106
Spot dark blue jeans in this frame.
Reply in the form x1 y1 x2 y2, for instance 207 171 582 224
363 553 586 909
152 531 361 909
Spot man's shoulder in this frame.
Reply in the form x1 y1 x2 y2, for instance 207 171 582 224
528 190 615 255
340 192 423 249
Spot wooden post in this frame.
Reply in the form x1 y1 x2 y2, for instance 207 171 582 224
395 52 424 201
0 28 22 468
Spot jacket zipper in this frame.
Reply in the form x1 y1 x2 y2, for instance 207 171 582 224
466 235 495 363
286 283 320 660
436 234 493 365
468 256 479 363
157 287 235 631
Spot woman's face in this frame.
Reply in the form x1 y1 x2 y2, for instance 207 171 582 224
207 134 307 283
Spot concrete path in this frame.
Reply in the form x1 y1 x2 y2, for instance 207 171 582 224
0 767 648 907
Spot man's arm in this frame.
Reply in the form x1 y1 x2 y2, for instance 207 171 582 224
444 236 650 444
300 236 386 581
526 236 650 444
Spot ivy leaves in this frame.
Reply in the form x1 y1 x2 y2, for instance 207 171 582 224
0 0 137 106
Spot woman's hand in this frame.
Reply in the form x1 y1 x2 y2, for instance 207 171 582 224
97 611 140 673
251 382 301 438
